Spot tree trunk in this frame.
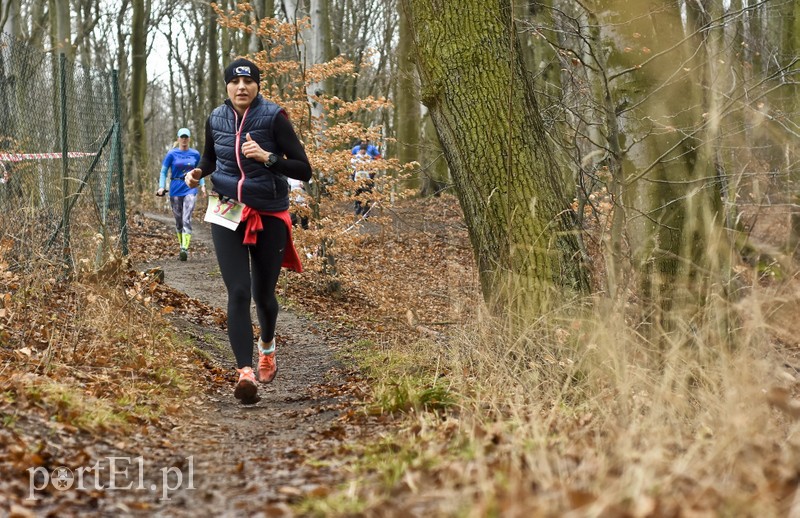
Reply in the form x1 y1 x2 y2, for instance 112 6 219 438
74 0 100 68
720 0 745 231
255 0 275 21
396 3 420 188
419 110 449 196
207 2 220 117
167 18 178 136
54 0 73 60
220 0 233 63
782 0 800 253
527 0 560 101
596 1 730 322
30 0 47 49
319 0 334 96
307 0 327 120
403 0 588 312
129 0 148 192
1 0 20 38
282 0 328 123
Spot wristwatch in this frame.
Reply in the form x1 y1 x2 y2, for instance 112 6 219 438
264 153 278 168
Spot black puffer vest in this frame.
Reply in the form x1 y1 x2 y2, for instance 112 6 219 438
208 95 290 212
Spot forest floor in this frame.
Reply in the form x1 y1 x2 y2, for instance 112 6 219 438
0 195 474 517
5 194 800 516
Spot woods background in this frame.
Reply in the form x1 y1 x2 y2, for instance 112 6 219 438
4 0 799 308
4 0 800 515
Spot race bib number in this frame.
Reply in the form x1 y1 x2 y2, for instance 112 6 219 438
205 197 244 230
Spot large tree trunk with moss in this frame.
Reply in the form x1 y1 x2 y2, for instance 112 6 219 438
403 0 588 313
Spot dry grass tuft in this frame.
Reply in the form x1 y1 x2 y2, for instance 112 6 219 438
397 284 800 516
309 222 800 516
0 234 205 455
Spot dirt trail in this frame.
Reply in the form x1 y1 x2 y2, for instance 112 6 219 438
131 212 351 516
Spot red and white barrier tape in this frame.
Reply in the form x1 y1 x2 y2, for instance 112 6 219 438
0 152 97 162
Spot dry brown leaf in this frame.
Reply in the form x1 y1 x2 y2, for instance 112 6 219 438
568 489 597 509
9 504 35 518
767 387 800 419
277 485 303 497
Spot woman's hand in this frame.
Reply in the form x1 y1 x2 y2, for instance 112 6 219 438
185 168 202 188
156 188 166 197
241 132 270 163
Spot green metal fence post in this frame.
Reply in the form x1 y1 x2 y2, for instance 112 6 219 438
60 53 71 271
112 69 128 256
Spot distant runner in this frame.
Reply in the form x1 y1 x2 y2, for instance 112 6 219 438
157 127 206 261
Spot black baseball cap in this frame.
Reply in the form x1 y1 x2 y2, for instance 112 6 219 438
224 58 261 90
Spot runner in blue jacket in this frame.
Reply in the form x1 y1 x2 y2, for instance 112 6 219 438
157 128 206 261
351 139 381 159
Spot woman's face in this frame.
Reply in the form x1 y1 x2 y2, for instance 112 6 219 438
227 76 258 113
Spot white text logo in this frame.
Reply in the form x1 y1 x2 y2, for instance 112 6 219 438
27 456 195 501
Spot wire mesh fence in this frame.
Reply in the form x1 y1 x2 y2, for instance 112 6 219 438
0 32 126 272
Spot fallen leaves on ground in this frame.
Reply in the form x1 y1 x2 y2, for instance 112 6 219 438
5 195 799 516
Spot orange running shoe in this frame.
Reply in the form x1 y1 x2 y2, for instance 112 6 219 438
257 338 277 384
234 366 258 403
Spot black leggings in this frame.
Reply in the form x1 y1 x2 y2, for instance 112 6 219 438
211 215 287 368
